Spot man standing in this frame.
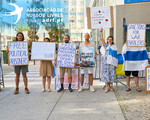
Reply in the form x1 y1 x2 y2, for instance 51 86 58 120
55 35 75 92
122 43 148 92
78 33 96 92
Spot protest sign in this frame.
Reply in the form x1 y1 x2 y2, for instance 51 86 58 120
80 47 95 67
145 66 150 93
127 24 146 47
8 42 28 66
31 42 56 60
87 6 114 29
57 43 76 68
55 68 79 90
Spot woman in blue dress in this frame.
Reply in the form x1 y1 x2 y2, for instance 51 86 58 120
100 28 118 93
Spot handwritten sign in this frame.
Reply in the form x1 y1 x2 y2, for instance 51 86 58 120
57 43 76 68
145 66 150 93
127 24 146 47
80 47 95 67
55 68 79 90
8 42 28 66
87 6 113 29
31 42 56 60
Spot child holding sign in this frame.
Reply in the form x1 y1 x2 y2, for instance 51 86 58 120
7 32 30 94
40 38 53 92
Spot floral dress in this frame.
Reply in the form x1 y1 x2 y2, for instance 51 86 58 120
101 44 116 83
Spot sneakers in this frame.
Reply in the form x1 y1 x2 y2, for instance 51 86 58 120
25 88 30 94
57 87 64 92
78 86 83 92
14 88 19 94
68 87 73 92
90 86 95 92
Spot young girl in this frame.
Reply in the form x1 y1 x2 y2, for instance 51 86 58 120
100 28 118 93
7 32 30 94
40 38 53 92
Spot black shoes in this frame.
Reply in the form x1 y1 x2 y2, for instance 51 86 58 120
68 87 73 92
57 87 64 92
57 87 73 92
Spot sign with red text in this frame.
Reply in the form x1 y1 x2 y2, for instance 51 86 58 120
87 6 113 29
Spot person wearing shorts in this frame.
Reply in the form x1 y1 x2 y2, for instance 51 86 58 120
125 71 141 92
56 35 75 92
7 32 30 94
40 38 53 92
78 33 96 92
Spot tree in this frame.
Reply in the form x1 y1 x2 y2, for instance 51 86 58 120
26 0 44 44
15 22 29 32
45 20 66 43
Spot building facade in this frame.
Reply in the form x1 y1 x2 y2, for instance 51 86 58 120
0 0 16 50
90 0 150 52
68 0 87 42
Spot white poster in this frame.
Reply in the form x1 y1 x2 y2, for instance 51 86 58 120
127 24 146 47
8 42 28 66
147 68 150 91
90 6 112 29
31 42 56 60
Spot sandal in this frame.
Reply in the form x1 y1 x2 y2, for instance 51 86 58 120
136 87 142 92
126 87 131 92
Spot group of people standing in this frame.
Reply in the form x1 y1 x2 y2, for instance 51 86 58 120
7 29 147 94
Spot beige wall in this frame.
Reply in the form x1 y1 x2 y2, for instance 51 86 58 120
109 0 124 6
114 2 150 53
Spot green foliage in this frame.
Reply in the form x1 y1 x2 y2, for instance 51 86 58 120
45 22 66 43
15 23 29 32
26 0 44 42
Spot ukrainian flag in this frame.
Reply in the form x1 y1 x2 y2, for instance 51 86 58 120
116 54 125 75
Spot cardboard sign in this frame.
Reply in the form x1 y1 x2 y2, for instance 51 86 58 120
80 47 95 67
31 42 56 60
127 24 146 47
145 66 150 93
57 43 76 68
8 42 28 66
55 68 79 90
87 6 114 29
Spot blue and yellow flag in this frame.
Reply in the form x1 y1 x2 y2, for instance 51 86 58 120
116 54 125 75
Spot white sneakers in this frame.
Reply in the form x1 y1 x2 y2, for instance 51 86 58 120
90 86 95 92
78 86 95 92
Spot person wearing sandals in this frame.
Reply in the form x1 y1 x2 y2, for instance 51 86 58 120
6 32 30 94
40 38 53 92
122 43 148 92
100 28 118 93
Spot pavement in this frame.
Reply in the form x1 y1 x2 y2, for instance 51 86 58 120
0 61 125 120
